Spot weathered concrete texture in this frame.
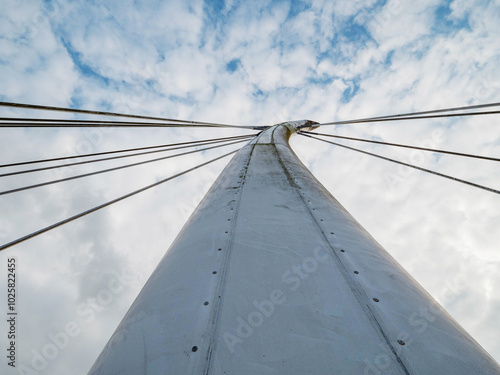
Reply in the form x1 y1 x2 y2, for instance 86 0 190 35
89 122 500 375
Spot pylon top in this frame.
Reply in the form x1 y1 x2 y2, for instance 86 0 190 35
274 119 320 132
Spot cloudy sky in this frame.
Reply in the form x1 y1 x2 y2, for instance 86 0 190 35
0 0 499 373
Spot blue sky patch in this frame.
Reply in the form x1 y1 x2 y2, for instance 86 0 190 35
384 50 395 66
226 58 240 72
340 17 374 44
60 39 110 86
307 75 335 86
200 0 229 49
433 0 471 34
286 0 311 20
69 94 84 110
252 86 266 100
203 0 228 26
341 79 360 103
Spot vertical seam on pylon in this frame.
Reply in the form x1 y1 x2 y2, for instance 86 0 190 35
202 141 258 375
271 138 412 375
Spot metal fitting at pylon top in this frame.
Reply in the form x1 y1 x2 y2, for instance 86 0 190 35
276 119 320 132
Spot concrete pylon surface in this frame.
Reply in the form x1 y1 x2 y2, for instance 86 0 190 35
89 121 500 375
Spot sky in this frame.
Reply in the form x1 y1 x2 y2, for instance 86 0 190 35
0 0 499 374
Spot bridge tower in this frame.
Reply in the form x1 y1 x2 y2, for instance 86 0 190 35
89 121 500 374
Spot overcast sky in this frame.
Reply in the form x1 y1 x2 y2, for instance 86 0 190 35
0 0 499 374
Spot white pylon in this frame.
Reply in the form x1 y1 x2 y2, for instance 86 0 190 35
89 121 500 374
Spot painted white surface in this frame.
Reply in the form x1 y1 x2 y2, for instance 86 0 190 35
89 123 500 374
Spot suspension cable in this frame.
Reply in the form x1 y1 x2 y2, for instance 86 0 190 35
0 117 265 130
0 101 244 127
316 110 500 127
313 101 500 127
372 101 500 118
0 138 249 196
0 149 240 252
0 135 255 177
0 134 257 168
299 133 500 195
0 120 257 130
300 131 500 162
0 117 202 124
0 117 215 124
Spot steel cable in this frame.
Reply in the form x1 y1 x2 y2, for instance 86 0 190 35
315 110 500 127
0 135 255 177
0 101 245 127
0 120 258 129
0 134 257 168
299 131 500 162
313 101 500 127
299 133 500 195
0 138 250 196
0 148 240 252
